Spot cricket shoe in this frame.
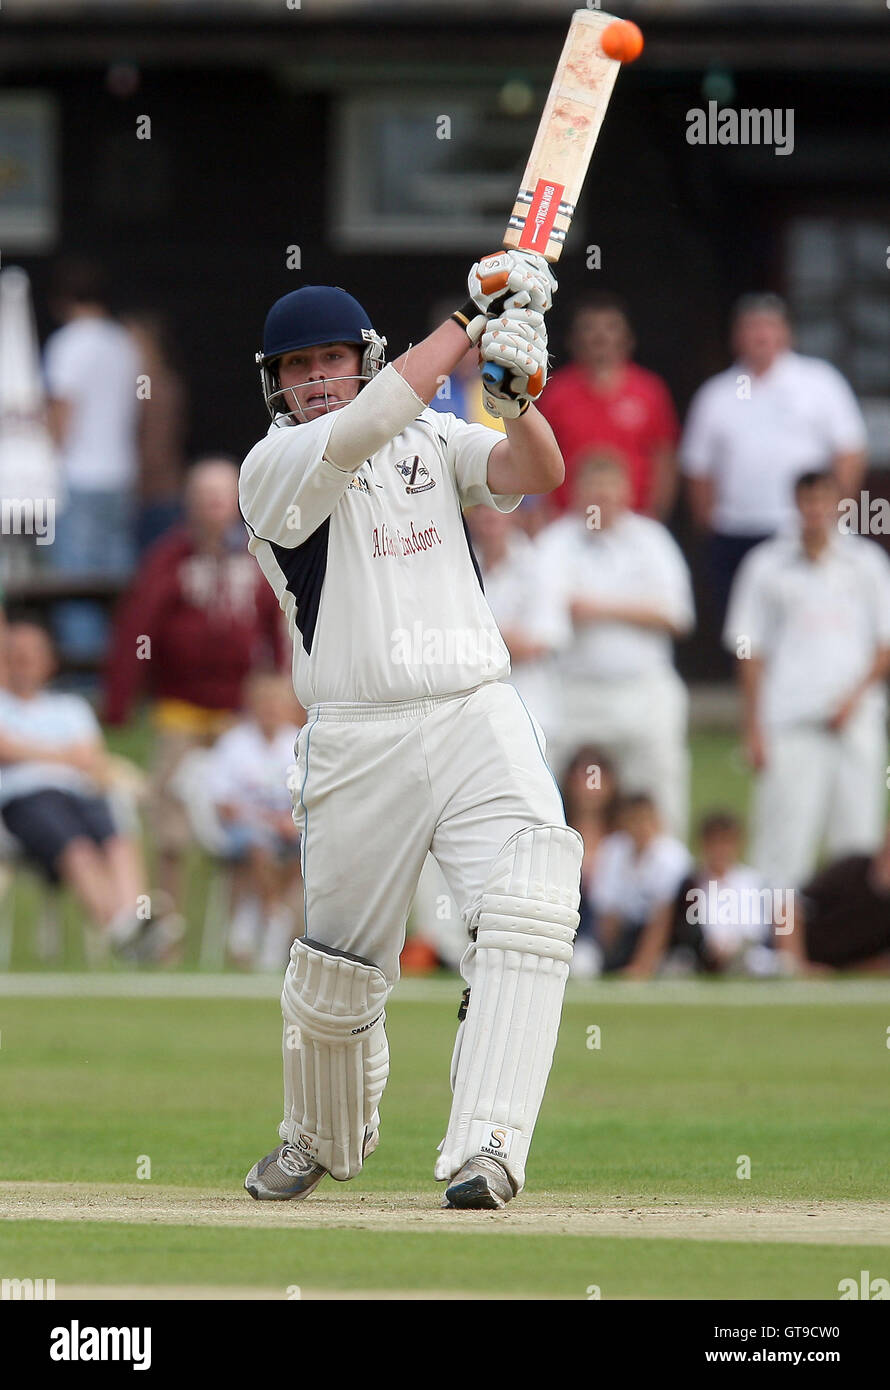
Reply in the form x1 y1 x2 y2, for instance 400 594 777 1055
244 1129 379 1202
441 1155 516 1210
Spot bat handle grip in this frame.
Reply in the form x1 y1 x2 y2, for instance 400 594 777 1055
481 362 507 391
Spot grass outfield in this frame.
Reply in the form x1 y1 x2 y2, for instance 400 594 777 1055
1 983 889 1299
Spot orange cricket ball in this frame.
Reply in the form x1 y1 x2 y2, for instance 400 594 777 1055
601 19 644 64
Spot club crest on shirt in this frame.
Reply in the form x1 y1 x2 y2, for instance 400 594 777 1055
394 455 436 494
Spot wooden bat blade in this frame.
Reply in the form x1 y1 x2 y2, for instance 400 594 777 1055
503 9 622 263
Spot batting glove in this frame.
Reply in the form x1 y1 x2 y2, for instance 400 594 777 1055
454 250 558 344
480 306 549 418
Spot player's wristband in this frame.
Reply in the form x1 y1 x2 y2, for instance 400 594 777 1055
452 300 488 346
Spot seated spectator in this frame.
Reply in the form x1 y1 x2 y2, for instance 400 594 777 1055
206 673 304 970
682 811 776 975
559 744 619 977
781 826 890 974
589 793 693 976
0 621 175 960
103 456 286 911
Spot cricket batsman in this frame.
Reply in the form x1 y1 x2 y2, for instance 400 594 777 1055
239 252 582 1210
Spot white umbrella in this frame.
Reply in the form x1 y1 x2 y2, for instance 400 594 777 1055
0 265 63 578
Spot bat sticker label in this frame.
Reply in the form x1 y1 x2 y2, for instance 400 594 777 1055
518 179 565 251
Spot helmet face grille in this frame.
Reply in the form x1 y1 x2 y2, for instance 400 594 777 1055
257 286 386 422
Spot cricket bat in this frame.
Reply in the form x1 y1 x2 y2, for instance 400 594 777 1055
481 8 629 393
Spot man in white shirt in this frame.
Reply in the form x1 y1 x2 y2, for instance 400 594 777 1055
530 454 695 836
724 471 890 892
44 258 141 657
681 294 867 623
0 621 173 961
239 264 583 1212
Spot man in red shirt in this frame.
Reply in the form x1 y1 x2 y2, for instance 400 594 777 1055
104 456 285 907
538 293 679 518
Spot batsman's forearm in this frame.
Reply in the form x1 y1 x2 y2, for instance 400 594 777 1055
391 320 478 406
488 407 564 496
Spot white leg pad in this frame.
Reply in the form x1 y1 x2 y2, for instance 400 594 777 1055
279 937 390 1180
435 824 582 1193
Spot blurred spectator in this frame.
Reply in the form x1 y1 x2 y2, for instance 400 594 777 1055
681 293 867 624
537 293 680 518
103 457 285 908
589 793 693 976
783 825 890 974
206 673 303 970
0 621 174 960
725 471 890 892
122 312 188 554
532 454 695 835
464 502 555 728
683 810 775 974
44 257 141 658
560 744 619 978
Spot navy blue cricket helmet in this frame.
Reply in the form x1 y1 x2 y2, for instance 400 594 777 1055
256 285 386 421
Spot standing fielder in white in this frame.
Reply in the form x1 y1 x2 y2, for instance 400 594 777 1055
239 256 583 1209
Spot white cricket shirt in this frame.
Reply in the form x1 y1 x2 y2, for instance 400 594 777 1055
724 530 890 727
239 406 520 706
43 318 141 491
680 351 866 536
529 511 695 681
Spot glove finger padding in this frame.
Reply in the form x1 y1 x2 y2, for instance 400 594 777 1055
505 250 558 314
468 250 557 318
481 308 549 402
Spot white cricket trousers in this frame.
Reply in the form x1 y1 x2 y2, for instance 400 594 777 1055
544 665 690 837
292 680 568 983
753 703 888 890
